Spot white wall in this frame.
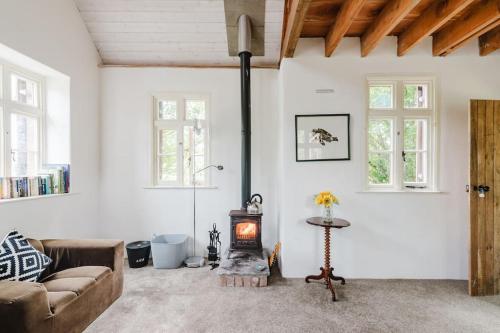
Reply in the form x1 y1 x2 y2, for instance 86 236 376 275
0 0 101 239
2 0 497 281
279 38 500 279
99 68 279 256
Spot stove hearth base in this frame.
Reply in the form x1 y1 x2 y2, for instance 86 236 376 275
217 249 270 287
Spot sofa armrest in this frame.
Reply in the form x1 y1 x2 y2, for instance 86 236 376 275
41 239 124 274
0 281 52 332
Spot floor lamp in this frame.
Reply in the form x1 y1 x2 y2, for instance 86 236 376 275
184 164 224 268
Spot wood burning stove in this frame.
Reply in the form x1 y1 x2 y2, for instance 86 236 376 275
217 14 269 288
229 210 262 250
226 16 264 253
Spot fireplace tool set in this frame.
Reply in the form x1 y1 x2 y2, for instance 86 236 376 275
207 223 221 269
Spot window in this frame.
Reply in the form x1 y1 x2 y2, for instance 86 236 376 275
366 77 436 191
0 62 44 178
152 93 210 186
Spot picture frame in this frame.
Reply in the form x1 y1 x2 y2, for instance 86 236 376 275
295 114 350 162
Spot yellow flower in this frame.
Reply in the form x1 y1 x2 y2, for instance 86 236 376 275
331 195 339 204
314 191 339 207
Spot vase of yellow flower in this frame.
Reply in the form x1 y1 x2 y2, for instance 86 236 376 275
314 191 339 223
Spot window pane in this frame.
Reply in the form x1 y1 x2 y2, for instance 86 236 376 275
183 126 206 185
11 113 38 177
368 119 392 151
404 119 427 151
183 153 191 186
11 74 38 107
404 84 428 109
369 85 393 109
194 155 206 185
159 100 176 120
159 129 177 154
368 153 391 185
404 152 427 183
159 156 177 182
186 100 206 120
183 126 204 161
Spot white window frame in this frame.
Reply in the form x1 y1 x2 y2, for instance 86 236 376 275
151 92 210 187
0 60 45 178
365 76 438 192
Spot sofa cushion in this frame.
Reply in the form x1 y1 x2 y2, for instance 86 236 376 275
0 231 52 282
27 239 44 253
45 266 111 282
47 291 77 314
43 277 95 295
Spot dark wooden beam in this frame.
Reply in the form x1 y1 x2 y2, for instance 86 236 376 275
360 0 420 57
479 25 500 55
281 0 312 58
398 0 475 56
325 0 367 57
433 0 500 56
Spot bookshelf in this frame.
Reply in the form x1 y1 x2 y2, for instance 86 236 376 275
0 164 70 201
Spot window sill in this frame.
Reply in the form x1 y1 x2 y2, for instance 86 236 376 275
357 189 445 194
0 193 76 205
143 186 218 190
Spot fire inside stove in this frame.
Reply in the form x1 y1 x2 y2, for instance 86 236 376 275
236 222 256 240
230 210 262 250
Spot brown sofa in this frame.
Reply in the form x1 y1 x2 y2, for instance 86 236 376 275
0 239 124 333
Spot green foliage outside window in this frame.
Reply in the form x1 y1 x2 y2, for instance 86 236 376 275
369 86 392 109
186 100 206 120
403 121 417 182
159 101 176 120
368 153 391 184
368 119 392 184
404 85 417 109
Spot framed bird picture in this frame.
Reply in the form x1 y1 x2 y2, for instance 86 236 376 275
295 114 350 162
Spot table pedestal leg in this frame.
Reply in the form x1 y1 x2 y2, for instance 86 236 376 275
329 267 346 285
304 226 345 301
305 269 324 282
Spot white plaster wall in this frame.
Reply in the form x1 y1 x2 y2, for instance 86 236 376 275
2 0 498 281
279 37 500 279
0 0 101 239
99 68 279 256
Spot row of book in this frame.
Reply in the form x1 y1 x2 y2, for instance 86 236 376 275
0 165 70 200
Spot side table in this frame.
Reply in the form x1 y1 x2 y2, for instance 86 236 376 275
305 217 350 301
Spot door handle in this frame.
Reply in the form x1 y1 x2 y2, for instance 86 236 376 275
473 185 490 198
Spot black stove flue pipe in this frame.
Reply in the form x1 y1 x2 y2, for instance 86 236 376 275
238 15 252 209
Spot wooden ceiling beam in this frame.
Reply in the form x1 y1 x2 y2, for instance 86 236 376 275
479 25 500 56
360 0 420 57
325 0 367 57
440 19 500 55
281 0 312 58
433 0 500 56
397 0 475 56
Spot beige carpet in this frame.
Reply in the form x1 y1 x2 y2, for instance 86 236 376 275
85 264 500 333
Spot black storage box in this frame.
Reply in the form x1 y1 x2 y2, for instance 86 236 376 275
126 241 151 268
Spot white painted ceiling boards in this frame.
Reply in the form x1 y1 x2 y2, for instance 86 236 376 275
73 0 285 67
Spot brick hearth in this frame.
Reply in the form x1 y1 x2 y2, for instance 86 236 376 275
217 249 270 288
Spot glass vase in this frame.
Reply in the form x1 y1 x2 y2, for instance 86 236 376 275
323 205 333 223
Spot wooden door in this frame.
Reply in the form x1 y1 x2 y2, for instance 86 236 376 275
469 99 500 296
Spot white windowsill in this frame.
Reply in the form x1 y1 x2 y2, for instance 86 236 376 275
357 189 445 194
0 193 77 205
144 186 218 190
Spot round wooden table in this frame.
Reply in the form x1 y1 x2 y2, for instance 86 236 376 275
305 217 351 302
